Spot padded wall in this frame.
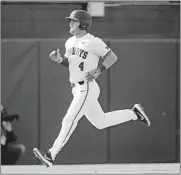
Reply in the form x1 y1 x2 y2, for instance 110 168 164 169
1 41 39 164
1 39 178 164
1 3 180 39
109 40 177 163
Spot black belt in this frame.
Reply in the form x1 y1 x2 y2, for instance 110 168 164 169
71 81 84 88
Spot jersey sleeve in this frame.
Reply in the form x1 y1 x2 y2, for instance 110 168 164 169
64 40 69 58
92 38 111 58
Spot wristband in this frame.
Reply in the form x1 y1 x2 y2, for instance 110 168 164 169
98 64 106 72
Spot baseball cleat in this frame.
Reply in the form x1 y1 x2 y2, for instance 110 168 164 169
132 104 151 126
33 148 53 167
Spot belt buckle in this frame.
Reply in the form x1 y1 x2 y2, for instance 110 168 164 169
71 81 84 88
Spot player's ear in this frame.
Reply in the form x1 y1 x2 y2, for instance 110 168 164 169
79 23 87 30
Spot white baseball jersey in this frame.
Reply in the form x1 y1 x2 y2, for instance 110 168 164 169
64 33 111 83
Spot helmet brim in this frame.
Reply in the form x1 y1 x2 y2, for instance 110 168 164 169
65 17 79 21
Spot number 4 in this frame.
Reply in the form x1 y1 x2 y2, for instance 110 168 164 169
79 62 84 71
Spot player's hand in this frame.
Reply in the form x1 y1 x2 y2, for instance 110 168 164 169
49 49 63 63
86 68 101 82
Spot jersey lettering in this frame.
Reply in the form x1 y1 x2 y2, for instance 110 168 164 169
67 47 88 59
79 62 84 71
72 47 76 55
65 33 108 83
82 51 88 59
79 49 84 57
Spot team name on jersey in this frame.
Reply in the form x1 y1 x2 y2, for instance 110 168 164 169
67 47 88 59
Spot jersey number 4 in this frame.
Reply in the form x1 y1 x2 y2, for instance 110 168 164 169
79 62 84 71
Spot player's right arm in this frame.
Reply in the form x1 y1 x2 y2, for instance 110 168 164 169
49 49 69 67
49 38 73 67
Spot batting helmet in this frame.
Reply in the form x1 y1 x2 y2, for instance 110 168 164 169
65 10 92 31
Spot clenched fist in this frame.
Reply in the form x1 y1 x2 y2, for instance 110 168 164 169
49 49 63 63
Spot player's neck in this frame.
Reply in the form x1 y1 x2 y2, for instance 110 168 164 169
74 31 88 38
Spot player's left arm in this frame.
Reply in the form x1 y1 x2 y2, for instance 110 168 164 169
86 39 117 82
98 49 117 72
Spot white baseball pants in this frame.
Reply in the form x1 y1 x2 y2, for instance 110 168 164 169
49 80 137 160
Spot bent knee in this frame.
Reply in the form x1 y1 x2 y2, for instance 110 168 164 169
93 123 105 130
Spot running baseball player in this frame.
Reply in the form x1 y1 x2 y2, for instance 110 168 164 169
33 10 151 167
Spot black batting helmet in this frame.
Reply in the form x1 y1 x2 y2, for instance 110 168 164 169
65 10 92 31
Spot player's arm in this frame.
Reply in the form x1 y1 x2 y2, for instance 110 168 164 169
86 39 117 82
60 56 69 67
49 49 69 67
98 50 117 72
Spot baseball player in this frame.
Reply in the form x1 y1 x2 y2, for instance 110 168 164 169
33 10 151 167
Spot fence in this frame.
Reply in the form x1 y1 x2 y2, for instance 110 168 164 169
1 38 179 165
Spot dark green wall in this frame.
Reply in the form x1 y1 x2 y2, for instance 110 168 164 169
1 39 179 164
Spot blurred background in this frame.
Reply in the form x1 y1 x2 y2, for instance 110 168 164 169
1 1 180 165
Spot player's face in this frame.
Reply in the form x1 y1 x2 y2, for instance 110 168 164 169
69 19 81 35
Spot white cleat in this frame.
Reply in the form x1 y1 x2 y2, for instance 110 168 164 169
33 148 53 168
132 104 151 126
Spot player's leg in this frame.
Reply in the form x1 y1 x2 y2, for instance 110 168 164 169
54 80 102 150
48 95 87 159
86 100 150 129
85 82 150 129
85 100 137 129
49 80 102 154
33 81 91 166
